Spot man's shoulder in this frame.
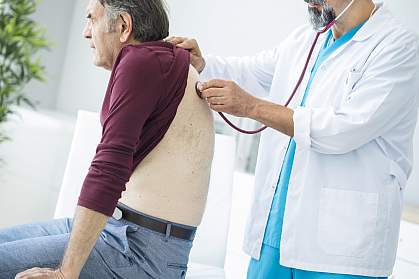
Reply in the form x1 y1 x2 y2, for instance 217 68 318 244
116 45 160 73
115 43 188 78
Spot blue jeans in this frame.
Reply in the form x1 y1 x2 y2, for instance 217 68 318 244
0 217 192 278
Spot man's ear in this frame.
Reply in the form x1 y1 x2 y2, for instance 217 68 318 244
119 12 133 43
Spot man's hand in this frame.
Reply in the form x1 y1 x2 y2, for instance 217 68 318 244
198 79 257 117
17 207 110 279
166 36 206 73
15 268 66 279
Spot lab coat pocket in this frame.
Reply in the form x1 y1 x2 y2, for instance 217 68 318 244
317 188 378 258
344 70 363 101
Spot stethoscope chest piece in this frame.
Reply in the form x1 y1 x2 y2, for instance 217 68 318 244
195 81 203 99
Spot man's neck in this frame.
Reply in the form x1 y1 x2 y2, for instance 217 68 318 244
332 0 376 39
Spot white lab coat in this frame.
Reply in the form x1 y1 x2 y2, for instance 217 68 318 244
200 2 419 277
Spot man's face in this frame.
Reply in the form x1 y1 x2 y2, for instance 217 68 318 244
305 0 337 31
83 0 120 70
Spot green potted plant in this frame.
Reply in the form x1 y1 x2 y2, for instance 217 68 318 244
0 0 49 144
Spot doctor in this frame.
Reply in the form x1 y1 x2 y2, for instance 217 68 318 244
169 0 419 278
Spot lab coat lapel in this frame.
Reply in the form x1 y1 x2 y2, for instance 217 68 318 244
290 32 328 109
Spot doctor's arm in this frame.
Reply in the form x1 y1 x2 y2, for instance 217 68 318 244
167 36 281 98
198 79 295 137
199 38 419 148
292 39 419 154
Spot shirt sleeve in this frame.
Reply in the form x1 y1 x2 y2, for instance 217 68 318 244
200 47 281 98
293 35 419 155
78 49 163 216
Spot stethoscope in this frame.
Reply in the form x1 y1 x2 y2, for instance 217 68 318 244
196 0 358 134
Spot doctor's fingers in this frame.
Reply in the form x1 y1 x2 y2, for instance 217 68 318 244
167 37 200 52
165 36 187 44
206 96 227 106
201 88 227 99
201 79 233 91
209 103 226 112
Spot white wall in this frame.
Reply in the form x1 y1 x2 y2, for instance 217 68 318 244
25 0 75 109
55 0 110 115
166 0 307 57
386 0 419 34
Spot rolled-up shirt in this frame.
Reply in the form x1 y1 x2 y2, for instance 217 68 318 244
78 41 190 216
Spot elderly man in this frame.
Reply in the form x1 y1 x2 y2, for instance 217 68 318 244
170 0 419 278
0 0 214 278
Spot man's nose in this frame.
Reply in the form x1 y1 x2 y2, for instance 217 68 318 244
83 22 92 39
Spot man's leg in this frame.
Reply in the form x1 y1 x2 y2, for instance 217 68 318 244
0 231 127 279
0 218 72 244
246 244 293 279
0 217 194 279
0 218 146 279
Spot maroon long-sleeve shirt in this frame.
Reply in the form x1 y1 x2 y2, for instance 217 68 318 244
77 41 190 216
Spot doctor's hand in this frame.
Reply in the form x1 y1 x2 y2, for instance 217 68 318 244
198 80 257 117
165 36 206 73
15 268 67 279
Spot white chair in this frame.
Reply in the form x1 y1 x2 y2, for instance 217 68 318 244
54 111 102 218
54 110 236 278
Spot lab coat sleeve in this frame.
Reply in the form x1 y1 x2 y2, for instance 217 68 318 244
293 36 419 155
199 47 281 98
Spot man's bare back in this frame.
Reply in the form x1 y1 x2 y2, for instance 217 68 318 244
120 66 215 227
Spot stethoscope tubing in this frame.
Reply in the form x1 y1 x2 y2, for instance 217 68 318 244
198 20 334 135
202 0 358 134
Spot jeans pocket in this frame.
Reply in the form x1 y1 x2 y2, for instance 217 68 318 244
167 263 188 278
98 222 135 268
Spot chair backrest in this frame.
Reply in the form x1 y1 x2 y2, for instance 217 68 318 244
54 110 236 268
54 111 102 219
189 132 236 268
